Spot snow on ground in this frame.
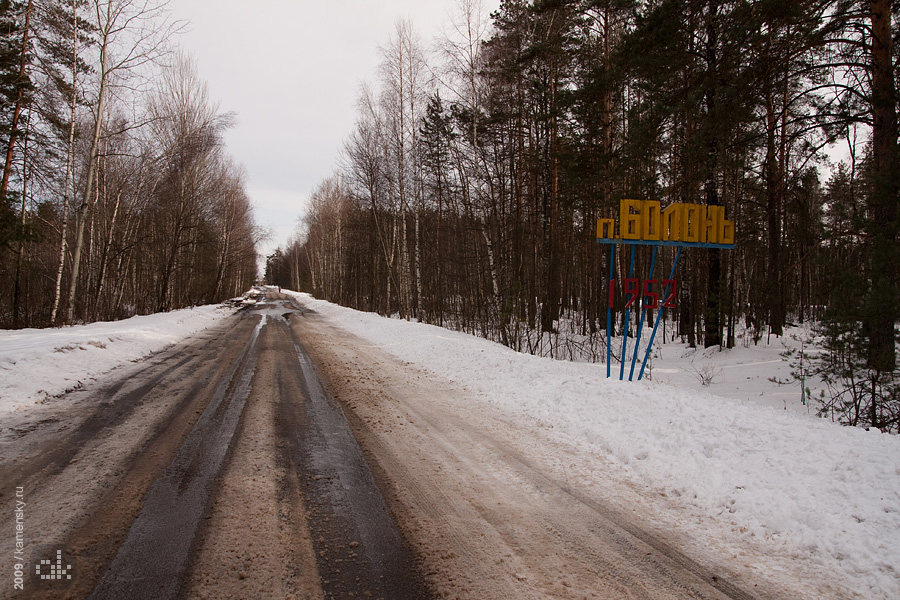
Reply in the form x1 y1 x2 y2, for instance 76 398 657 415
0 303 236 418
288 292 900 600
1 289 898 597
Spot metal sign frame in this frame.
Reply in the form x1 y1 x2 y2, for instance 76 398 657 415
597 200 736 381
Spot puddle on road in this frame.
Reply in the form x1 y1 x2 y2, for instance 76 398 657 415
247 297 307 322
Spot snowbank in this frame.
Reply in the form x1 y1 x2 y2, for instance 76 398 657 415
291 292 900 599
0 304 233 417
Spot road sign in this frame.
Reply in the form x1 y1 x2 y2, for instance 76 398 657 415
598 200 736 381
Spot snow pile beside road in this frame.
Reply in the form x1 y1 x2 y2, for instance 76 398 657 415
0 304 233 417
291 292 900 599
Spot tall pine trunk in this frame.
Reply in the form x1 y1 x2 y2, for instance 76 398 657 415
865 0 898 372
703 0 723 349
11 112 30 327
7 0 33 328
1 0 32 197
764 78 785 336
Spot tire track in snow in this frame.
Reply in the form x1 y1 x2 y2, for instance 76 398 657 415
292 305 775 600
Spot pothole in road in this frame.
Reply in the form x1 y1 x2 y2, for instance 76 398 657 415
247 297 306 321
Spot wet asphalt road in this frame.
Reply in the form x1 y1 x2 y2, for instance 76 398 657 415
87 315 265 600
285 319 428 599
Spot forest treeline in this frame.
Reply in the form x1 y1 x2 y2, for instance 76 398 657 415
0 0 260 329
267 0 899 431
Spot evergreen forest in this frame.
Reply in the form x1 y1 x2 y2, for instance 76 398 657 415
266 0 900 431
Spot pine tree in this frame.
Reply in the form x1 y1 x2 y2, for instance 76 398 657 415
0 0 29 251
864 0 898 373
420 92 455 325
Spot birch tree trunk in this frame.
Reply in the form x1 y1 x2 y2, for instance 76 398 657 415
50 0 80 324
65 0 177 323
64 56 106 324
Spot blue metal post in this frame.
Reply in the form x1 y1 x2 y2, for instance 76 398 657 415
638 246 681 381
619 246 636 380
629 246 657 381
606 245 614 378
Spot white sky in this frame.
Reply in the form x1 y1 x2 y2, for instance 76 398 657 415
167 0 500 267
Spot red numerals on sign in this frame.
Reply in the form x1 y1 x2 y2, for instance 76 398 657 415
662 279 677 308
624 278 639 308
642 279 659 309
608 279 677 309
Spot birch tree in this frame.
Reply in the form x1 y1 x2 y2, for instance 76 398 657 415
441 0 507 340
64 0 178 323
47 0 91 323
147 51 233 310
378 19 428 319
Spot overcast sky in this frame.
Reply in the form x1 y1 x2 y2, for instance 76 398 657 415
167 0 500 265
